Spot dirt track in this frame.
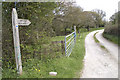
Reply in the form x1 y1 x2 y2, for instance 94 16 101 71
81 29 118 78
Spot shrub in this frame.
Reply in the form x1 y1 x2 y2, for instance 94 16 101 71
104 23 118 36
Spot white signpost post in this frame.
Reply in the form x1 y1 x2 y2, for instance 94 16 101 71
12 8 31 75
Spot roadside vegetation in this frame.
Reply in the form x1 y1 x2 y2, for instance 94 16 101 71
2 2 106 78
2 28 103 78
94 32 108 52
103 33 119 46
93 32 99 43
103 11 120 46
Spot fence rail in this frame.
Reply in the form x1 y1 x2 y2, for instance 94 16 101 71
65 26 76 57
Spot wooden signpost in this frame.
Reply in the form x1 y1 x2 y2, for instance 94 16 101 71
18 19 31 26
12 8 31 75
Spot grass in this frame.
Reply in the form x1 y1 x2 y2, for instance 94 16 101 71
2 27 104 78
93 32 99 43
51 36 65 41
0 75 1 80
100 45 106 49
93 32 109 52
2 33 87 78
103 33 120 46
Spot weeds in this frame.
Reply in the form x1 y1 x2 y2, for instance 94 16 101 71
2 28 104 78
94 32 99 43
94 32 109 52
103 33 119 46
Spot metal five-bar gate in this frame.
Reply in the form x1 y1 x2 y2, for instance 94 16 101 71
65 26 76 57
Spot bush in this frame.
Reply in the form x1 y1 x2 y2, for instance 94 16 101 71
2 2 57 69
104 23 118 36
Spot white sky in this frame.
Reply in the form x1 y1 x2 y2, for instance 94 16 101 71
75 0 120 21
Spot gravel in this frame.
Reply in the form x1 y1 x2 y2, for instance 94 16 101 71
81 29 118 78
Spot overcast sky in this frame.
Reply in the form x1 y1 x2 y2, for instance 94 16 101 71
75 0 119 21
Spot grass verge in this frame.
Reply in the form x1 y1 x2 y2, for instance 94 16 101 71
2 28 103 78
93 32 108 52
2 32 88 78
100 45 106 49
93 32 99 43
103 33 120 46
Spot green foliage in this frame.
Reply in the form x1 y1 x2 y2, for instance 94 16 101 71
104 23 118 36
2 28 103 78
100 45 106 49
2 1 107 78
104 11 119 36
2 32 86 78
51 36 65 41
2 2 58 69
93 32 100 43
109 11 120 25
92 9 106 27
103 33 120 46
93 32 108 52
53 4 106 33
79 27 104 33
103 11 119 46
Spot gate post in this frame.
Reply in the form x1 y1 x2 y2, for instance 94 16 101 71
65 37 67 56
74 26 76 43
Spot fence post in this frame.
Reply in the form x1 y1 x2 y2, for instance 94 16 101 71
74 26 76 43
65 37 67 56
61 41 64 55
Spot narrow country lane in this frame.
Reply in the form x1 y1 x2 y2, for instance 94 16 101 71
81 29 118 78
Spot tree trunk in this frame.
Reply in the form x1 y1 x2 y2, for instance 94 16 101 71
65 27 67 35
86 26 90 31
78 29 80 37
